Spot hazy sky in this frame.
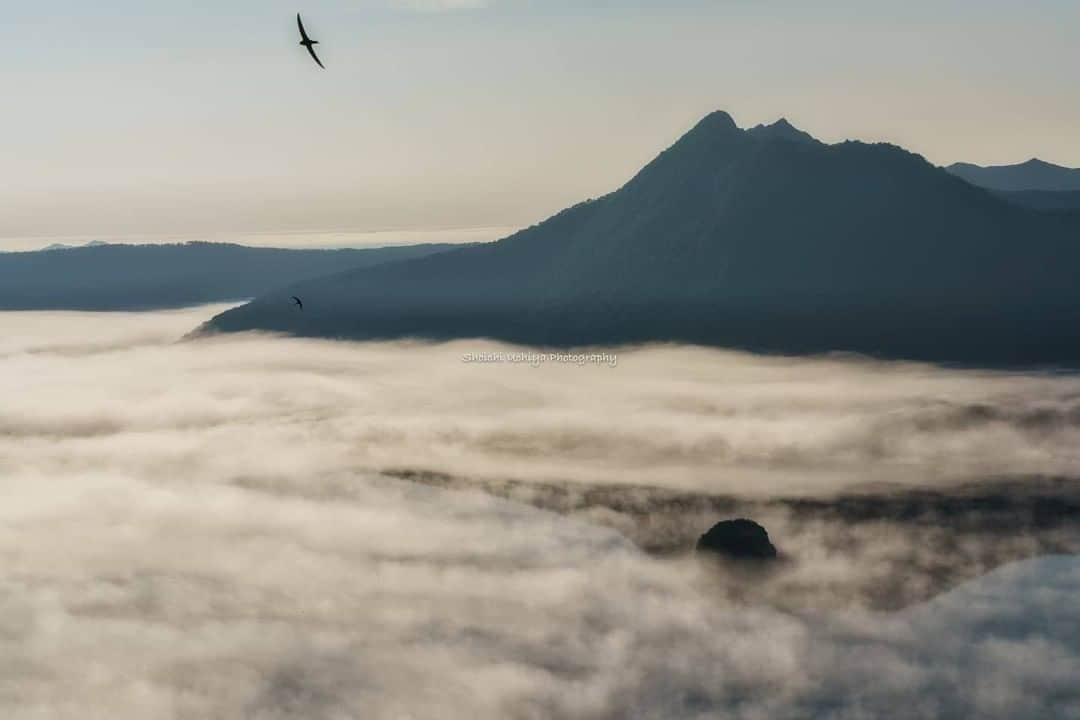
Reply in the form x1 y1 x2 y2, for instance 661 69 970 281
2 0 1078 249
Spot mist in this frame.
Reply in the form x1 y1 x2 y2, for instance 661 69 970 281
2 306 1077 718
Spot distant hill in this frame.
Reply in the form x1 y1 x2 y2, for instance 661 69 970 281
203 112 1080 366
40 240 108 251
0 241 462 310
946 158 1080 192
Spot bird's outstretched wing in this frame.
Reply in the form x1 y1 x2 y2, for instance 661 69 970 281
291 296 304 310
296 13 325 68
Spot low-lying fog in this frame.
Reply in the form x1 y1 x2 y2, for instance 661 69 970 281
2 305 1078 719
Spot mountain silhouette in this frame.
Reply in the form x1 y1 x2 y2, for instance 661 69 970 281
203 112 1080 366
944 158 1080 210
0 241 461 311
39 240 108 252
947 158 1080 192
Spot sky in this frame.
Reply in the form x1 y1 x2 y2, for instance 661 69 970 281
1 0 1078 250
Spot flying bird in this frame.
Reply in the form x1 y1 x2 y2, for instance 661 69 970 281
291 296 304 311
296 13 324 69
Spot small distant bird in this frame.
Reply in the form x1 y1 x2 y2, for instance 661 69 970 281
296 13 324 69
291 296 304 311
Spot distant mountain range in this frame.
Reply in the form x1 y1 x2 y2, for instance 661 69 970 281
0 242 461 310
40 240 109 251
945 158 1080 212
203 112 1080 366
946 158 1080 192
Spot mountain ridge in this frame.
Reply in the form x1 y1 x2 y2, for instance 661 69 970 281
0 241 464 311
946 157 1080 192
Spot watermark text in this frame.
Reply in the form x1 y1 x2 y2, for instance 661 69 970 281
461 351 618 368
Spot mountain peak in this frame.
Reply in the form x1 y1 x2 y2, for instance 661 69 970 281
695 110 739 132
646 110 745 168
673 111 742 144
1019 158 1070 171
747 117 820 145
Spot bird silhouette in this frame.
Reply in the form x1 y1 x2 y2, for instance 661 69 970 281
296 14 324 69
291 296 304 311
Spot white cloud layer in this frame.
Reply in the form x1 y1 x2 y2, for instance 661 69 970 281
1 306 1078 718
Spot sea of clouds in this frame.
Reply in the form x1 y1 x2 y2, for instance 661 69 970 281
1 305 1078 719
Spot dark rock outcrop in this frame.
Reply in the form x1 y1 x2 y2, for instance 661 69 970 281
696 519 778 560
